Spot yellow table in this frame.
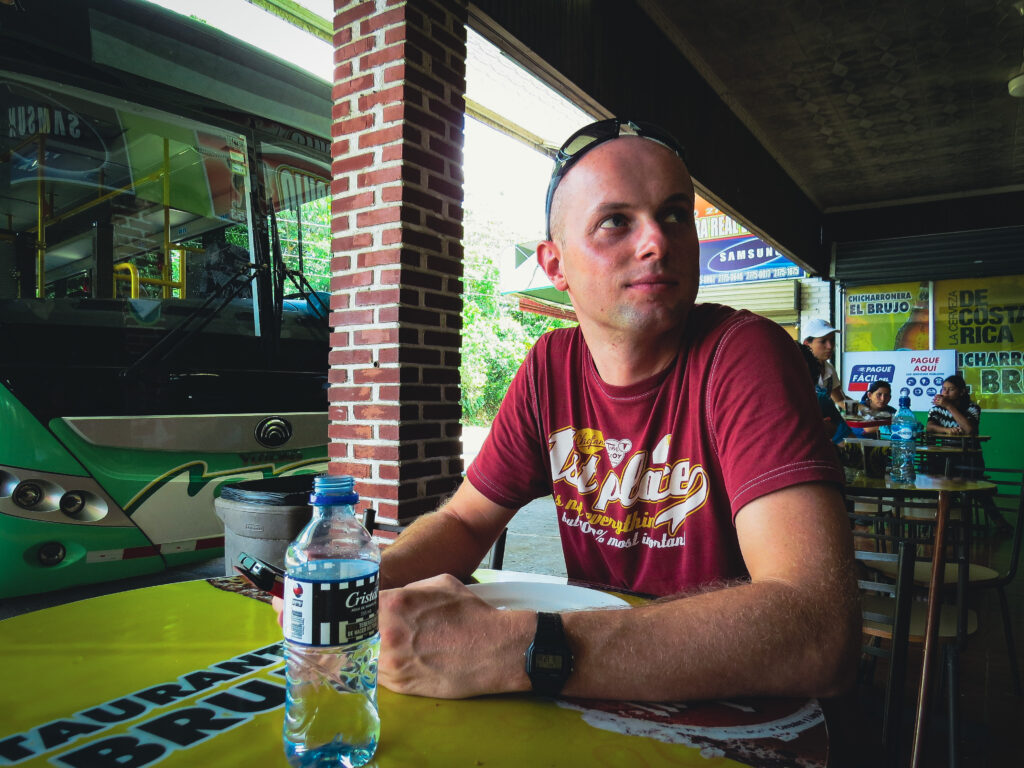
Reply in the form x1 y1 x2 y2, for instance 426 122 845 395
0 572 829 768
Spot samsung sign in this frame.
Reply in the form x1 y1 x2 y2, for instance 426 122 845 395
694 196 804 286
698 235 803 286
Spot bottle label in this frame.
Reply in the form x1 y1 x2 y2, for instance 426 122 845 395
894 426 915 440
283 571 379 646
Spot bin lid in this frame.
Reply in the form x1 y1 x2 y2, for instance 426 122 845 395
219 475 315 505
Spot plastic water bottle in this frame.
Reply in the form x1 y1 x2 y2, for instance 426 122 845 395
889 388 918 483
282 475 381 767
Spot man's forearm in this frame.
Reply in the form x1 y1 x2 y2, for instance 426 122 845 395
556 577 859 701
380 508 487 588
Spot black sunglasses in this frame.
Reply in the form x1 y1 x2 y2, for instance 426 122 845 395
544 118 686 240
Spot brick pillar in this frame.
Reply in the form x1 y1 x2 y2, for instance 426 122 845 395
330 0 468 523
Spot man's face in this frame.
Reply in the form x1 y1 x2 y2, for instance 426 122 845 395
540 137 699 342
805 334 835 362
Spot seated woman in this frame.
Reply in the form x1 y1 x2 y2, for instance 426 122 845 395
926 374 1011 534
860 379 896 417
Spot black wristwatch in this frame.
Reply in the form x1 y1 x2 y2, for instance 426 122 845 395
525 611 574 696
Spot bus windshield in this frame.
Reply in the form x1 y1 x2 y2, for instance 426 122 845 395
0 73 331 422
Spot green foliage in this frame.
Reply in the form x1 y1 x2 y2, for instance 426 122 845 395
275 197 331 293
460 209 575 425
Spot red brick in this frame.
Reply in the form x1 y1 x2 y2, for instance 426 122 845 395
382 103 404 122
335 190 375 211
333 73 375 99
336 36 374 63
355 287 401 306
358 247 401 267
331 101 352 121
380 184 402 202
378 268 401 285
328 404 349 421
332 151 375 174
332 26 353 48
360 7 406 34
384 24 407 46
327 212 350 232
355 367 401 384
335 1 376 31
326 367 348 384
360 43 405 71
360 482 398 502
359 125 404 149
356 206 401 227
357 165 402 187
332 232 374 251
330 348 374 365
358 85 405 110
381 227 401 245
328 331 350 348
338 114 376 134
329 176 350 196
355 443 401 461
328 257 352 277
355 327 399 345
378 423 399 440
354 403 400 421
333 60 353 82
331 461 373 482
328 388 374 406
377 463 399 481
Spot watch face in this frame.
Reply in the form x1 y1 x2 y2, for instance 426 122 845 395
535 652 565 672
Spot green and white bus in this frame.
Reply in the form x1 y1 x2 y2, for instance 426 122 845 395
1 0 333 597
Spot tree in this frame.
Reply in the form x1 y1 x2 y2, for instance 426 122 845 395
460 208 574 425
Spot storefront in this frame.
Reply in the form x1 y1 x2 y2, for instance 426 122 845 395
835 227 1024 468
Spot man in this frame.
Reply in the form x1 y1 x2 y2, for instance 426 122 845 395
802 318 849 405
351 120 858 703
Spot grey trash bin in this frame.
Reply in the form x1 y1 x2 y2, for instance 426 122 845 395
214 475 315 576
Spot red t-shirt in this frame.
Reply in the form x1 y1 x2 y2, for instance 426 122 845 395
467 304 843 596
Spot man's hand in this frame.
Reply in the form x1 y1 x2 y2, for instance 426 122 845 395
378 574 533 699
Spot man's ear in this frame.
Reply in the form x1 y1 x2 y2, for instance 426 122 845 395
536 240 569 292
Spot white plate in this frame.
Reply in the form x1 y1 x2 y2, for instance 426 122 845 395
467 581 629 611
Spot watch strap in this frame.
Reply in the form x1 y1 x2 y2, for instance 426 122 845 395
526 611 574 695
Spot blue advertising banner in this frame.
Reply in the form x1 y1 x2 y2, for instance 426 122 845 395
695 195 804 286
842 350 957 411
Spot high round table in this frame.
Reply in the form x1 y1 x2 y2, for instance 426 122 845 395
843 473 995 768
0 570 831 768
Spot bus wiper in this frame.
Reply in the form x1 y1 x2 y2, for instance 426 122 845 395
120 266 260 381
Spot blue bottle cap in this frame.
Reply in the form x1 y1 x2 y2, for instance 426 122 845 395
310 474 359 505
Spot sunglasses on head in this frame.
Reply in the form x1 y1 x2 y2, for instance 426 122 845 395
544 118 686 240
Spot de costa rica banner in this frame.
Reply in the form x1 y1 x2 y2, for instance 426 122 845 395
935 277 1024 411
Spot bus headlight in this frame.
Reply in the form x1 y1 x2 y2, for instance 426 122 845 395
13 481 44 509
60 492 86 516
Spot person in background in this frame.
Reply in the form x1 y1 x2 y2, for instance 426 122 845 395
802 318 849 406
927 374 1011 534
799 343 863 444
860 380 896 416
